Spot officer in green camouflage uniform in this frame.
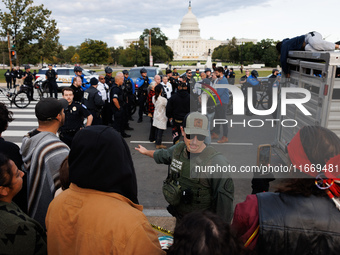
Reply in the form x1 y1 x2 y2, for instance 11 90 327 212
135 112 234 222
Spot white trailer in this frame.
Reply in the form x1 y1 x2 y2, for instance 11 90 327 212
274 50 340 164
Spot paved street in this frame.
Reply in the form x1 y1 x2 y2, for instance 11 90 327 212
1 91 285 216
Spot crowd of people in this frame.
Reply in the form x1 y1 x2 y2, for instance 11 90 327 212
1 45 340 253
1 93 340 254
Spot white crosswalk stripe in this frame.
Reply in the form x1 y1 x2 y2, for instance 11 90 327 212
0 94 60 148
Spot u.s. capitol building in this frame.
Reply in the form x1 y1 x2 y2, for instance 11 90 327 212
166 3 257 61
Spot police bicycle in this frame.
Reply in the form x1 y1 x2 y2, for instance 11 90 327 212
0 84 30 108
33 80 49 100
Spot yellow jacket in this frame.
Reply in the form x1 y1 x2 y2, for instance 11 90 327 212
46 184 165 255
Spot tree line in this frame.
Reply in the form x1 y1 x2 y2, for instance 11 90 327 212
212 37 280 67
0 0 280 68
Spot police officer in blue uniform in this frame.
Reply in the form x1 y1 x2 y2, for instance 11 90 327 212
45 63 58 98
122 70 135 122
72 66 90 91
83 78 104 125
110 73 131 138
136 68 152 123
60 88 93 147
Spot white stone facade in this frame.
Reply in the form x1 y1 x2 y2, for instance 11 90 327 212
166 4 256 61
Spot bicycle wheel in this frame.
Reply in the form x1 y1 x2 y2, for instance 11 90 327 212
33 88 42 101
14 92 30 108
261 94 269 110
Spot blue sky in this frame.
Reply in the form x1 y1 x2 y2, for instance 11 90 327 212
1 0 338 47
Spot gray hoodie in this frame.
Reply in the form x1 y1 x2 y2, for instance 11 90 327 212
21 129 69 229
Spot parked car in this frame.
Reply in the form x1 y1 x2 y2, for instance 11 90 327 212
128 67 163 84
34 67 99 90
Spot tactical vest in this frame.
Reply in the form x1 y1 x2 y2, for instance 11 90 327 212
163 142 220 216
124 78 133 94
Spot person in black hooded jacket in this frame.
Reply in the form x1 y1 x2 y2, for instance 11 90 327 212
166 82 193 144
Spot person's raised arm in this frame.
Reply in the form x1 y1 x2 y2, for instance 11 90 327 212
135 145 155 158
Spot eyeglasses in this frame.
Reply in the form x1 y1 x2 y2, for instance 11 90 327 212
187 72 192 74
185 134 205 141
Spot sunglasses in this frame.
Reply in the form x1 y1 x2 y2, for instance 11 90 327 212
185 134 205 141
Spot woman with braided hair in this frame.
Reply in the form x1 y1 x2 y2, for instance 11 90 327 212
232 126 340 254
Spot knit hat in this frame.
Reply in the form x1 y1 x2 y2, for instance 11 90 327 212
90 77 98 86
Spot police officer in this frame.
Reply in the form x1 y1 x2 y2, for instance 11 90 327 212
22 65 34 100
136 68 152 123
104 66 115 89
72 66 90 91
4 69 12 89
45 63 58 98
69 76 84 103
83 77 104 125
60 88 93 147
122 70 135 122
110 73 131 138
135 112 234 222
166 69 178 95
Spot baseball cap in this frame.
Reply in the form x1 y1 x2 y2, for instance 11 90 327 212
35 98 68 121
48 63 52 66
205 68 211 73
272 68 279 73
183 112 209 137
166 69 172 74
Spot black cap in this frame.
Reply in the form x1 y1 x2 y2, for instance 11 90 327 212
90 77 98 86
205 68 211 72
35 98 68 121
122 70 129 75
196 68 199 71
48 63 52 66
166 69 172 74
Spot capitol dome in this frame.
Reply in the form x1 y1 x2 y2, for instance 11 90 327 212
179 3 201 39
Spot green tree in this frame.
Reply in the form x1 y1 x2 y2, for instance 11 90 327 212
140 27 168 46
109 46 124 65
79 39 109 65
71 53 80 64
58 46 78 64
119 40 148 67
140 27 173 63
0 0 59 65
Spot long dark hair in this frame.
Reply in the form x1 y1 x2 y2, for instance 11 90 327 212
168 211 246 255
277 126 340 196
154 84 163 102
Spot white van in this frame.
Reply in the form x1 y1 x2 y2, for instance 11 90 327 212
34 67 99 90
